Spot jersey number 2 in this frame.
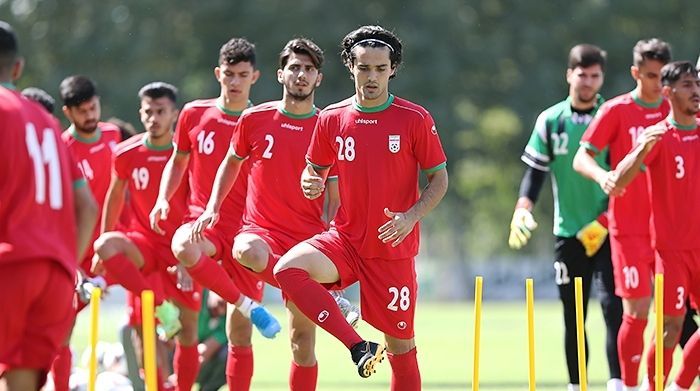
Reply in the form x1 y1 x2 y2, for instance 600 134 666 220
26 123 63 209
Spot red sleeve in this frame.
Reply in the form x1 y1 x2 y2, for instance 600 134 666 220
327 163 339 179
174 108 192 153
581 103 618 154
66 144 84 183
306 112 337 168
230 114 250 159
413 112 447 173
113 151 129 180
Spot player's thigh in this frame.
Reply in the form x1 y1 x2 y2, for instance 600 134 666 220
226 302 252 346
359 257 417 341
610 234 654 299
656 250 691 317
554 236 594 300
275 241 340 284
172 222 218 264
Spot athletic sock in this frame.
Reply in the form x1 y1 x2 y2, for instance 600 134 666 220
289 361 318 391
50 345 72 391
645 344 674 390
227 345 254 390
103 253 163 305
186 254 242 304
174 343 199 391
276 268 363 349
388 348 421 391
618 315 648 387
674 332 700 389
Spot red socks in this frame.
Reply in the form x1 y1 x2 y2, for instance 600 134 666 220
674 331 700 389
174 343 199 391
187 254 242 304
388 348 421 391
275 268 363 349
227 345 254 391
290 361 318 391
50 345 72 391
103 254 163 305
618 314 648 386
646 344 675 390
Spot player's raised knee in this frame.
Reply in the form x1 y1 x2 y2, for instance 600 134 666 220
94 231 128 258
233 240 268 271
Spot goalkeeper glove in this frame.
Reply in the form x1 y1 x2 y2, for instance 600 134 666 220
576 219 608 257
508 208 538 250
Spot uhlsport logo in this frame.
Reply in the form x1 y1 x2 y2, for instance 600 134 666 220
388 135 400 153
318 310 330 323
397 321 407 330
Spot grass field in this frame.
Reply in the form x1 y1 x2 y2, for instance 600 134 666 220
73 299 691 391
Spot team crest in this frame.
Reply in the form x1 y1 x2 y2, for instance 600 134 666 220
388 135 400 153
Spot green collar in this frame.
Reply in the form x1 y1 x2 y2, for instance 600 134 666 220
669 117 697 131
631 89 664 109
216 97 252 116
0 81 15 90
143 136 173 151
278 104 317 119
69 125 102 144
566 94 603 113
353 94 394 113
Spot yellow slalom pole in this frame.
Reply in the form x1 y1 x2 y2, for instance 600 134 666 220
526 278 536 391
141 290 157 391
655 274 664 391
574 277 587 391
472 276 483 391
88 287 102 391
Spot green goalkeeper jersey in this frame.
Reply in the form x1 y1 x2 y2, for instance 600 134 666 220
520 95 609 237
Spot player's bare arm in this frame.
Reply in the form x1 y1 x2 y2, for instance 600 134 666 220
100 174 128 233
614 124 665 190
190 150 244 242
572 146 622 196
74 183 98 261
150 149 189 234
325 179 340 224
301 163 328 200
378 167 448 247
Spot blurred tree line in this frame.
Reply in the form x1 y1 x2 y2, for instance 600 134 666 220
3 0 699 262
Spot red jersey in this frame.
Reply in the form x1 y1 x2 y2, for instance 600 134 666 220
113 134 188 243
174 98 249 235
581 92 669 236
306 95 447 259
0 87 83 277
231 101 328 241
644 118 700 250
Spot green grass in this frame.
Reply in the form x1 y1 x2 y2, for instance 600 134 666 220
73 300 688 390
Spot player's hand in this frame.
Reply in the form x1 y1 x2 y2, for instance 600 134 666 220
576 219 608 257
508 208 537 250
175 264 194 292
636 123 666 151
378 208 419 247
150 198 170 236
190 209 219 243
301 165 325 200
90 253 106 276
596 171 625 197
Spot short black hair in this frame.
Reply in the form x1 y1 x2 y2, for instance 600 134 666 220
661 61 698 86
22 87 55 114
633 38 671 67
341 25 403 79
138 81 178 103
0 20 18 74
59 75 97 107
279 38 324 70
219 37 256 67
568 44 607 71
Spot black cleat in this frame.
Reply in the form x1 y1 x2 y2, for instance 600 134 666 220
350 341 385 378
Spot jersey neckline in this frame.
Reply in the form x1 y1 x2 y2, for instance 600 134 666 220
278 104 317 119
216 97 252 116
0 81 15 90
631 90 664 109
353 94 394 113
669 117 697 131
143 136 174 151
69 125 102 144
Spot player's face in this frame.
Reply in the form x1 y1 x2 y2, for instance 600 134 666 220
63 96 101 133
632 59 665 100
350 46 395 104
666 73 700 116
278 52 322 102
215 61 259 104
566 64 603 104
139 96 179 139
